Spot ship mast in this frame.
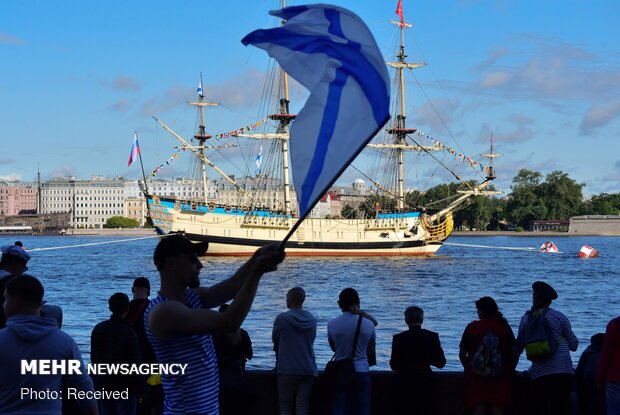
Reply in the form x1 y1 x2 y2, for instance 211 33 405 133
277 0 293 215
236 0 296 215
386 18 426 210
188 73 218 203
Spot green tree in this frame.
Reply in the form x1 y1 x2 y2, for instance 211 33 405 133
341 204 357 219
105 216 139 228
487 197 507 230
461 196 493 230
587 193 620 215
537 171 584 219
506 169 545 228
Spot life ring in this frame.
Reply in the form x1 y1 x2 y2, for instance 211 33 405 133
208 204 215 212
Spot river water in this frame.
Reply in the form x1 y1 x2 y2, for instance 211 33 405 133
5 234 618 371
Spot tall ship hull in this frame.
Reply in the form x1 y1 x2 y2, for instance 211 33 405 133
148 196 451 256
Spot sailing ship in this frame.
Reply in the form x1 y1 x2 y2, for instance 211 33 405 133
145 5 496 256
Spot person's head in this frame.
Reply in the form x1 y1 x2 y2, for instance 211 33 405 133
531 281 557 309
132 276 151 299
475 296 499 319
40 303 63 328
337 287 360 312
404 306 424 327
591 332 605 349
153 234 208 288
108 292 130 317
286 287 306 309
3 274 43 318
0 244 31 276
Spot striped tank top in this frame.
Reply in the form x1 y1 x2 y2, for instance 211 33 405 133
144 289 219 415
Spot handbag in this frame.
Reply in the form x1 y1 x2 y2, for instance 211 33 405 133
324 315 363 389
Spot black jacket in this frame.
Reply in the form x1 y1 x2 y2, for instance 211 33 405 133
390 326 446 373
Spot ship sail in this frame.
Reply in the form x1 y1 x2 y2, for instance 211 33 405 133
144 2 497 256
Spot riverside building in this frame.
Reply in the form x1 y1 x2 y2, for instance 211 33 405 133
39 176 126 229
0 181 37 216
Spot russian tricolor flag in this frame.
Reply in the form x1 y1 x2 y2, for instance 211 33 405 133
127 133 140 167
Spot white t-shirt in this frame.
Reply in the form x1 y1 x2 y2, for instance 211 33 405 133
327 311 376 372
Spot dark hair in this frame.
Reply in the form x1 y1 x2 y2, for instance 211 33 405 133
5 274 44 306
108 292 129 314
133 277 150 289
287 287 306 307
338 288 360 311
404 306 424 324
475 296 510 327
475 296 498 317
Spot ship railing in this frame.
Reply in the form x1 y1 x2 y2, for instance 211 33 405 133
420 213 454 242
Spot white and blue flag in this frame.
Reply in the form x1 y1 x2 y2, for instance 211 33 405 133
197 81 204 98
255 145 263 175
242 4 390 220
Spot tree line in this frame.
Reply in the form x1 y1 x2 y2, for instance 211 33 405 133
341 169 620 231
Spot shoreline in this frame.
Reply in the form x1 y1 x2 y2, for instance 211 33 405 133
451 230 619 237
9 228 618 237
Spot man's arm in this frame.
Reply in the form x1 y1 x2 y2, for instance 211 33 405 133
272 315 281 357
389 335 401 371
432 333 447 369
197 244 283 308
149 244 284 338
65 340 99 415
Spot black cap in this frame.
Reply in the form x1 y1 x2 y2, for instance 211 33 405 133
153 234 208 270
532 281 558 301
133 277 150 289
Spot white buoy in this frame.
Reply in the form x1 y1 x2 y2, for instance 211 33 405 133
540 241 559 253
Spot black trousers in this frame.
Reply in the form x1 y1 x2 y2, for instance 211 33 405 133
529 374 574 415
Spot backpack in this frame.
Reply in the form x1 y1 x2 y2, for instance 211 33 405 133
471 332 503 377
520 309 558 362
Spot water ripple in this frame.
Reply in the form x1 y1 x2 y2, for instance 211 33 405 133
12 235 619 371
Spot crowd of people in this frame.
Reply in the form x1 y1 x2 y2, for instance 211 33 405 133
1 237 619 415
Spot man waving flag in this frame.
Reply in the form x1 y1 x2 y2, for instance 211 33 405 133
242 4 390 225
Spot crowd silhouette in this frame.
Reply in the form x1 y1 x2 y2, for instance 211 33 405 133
1 239 619 415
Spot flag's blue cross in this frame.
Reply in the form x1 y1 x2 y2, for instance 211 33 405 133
242 6 389 214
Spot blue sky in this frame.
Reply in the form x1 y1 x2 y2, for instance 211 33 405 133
1 0 618 197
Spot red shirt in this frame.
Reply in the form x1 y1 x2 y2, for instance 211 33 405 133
596 316 620 384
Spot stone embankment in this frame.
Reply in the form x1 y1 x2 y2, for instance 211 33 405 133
241 370 577 414
65 228 156 236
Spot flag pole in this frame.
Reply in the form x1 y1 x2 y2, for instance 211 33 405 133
134 132 153 227
135 132 150 195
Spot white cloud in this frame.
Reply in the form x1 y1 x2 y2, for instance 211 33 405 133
480 71 513 88
0 173 22 181
47 165 77 179
579 98 620 136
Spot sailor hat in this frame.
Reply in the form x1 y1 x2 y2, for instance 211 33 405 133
532 281 558 301
1 245 31 263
